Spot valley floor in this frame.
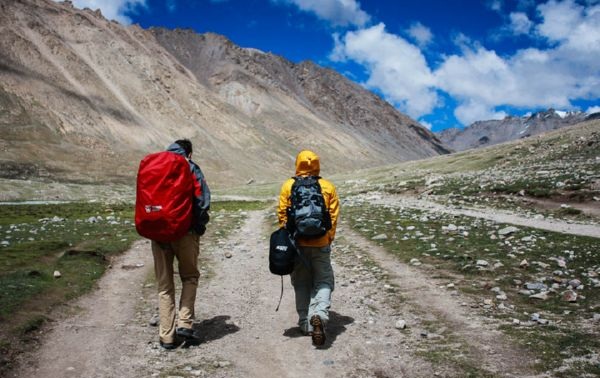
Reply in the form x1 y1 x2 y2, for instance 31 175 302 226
9 199 600 378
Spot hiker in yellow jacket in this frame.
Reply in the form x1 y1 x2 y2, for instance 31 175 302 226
277 150 340 346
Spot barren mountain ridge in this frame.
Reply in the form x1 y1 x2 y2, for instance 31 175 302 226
0 0 448 190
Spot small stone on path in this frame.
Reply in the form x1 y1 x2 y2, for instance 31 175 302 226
395 319 407 329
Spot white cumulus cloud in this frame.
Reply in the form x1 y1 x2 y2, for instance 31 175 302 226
509 12 533 34
436 0 600 124
331 0 600 126
407 22 433 47
276 0 370 27
587 105 600 114
331 23 438 118
61 0 146 24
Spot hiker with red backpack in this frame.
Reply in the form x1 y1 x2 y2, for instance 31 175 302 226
277 150 340 347
135 139 210 349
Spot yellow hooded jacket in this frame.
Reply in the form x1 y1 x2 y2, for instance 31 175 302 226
277 150 339 247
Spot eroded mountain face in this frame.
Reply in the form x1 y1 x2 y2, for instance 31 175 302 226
0 0 448 188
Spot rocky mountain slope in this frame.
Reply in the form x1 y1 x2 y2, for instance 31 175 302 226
437 109 595 151
0 0 448 191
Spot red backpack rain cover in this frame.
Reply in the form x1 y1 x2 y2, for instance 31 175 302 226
135 151 194 242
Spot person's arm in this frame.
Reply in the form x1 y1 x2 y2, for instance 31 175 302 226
277 180 292 228
327 185 340 244
190 161 210 234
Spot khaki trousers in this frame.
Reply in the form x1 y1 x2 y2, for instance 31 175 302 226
151 232 200 344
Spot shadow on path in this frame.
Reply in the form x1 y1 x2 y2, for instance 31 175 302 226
191 315 240 344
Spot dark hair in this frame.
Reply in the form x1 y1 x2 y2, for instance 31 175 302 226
174 139 193 156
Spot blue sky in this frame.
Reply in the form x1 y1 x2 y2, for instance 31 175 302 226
65 0 600 131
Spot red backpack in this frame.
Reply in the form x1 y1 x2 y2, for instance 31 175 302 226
135 151 194 242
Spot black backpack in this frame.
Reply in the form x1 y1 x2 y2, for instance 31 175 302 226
269 227 310 311
269 228 297 276
287 176 332 238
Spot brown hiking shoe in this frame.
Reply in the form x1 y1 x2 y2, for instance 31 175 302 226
310 315 326 346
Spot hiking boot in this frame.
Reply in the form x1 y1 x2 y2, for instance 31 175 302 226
176 327 200 342
159 341 179 350
310 315 326 346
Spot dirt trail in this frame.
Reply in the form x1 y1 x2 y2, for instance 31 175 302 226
361 193 600 238
12 240 156 378
12 210 542 377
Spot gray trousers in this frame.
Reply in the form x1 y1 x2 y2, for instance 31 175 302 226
290 245 335 333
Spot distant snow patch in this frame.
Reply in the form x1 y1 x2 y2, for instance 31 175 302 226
418 119 432 130
555 110 567 118
244 47 265 55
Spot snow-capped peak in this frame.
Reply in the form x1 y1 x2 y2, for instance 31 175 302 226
555 110 567 118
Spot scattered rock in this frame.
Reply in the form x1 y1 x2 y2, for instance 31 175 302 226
445 224 458 231
394 319 407 330
525 282 547 291
409 258 421 266
530 291 549 300
476 260 489 267
520 259 529 268
149 314 160 326
562 290 577 302
372 234 388 241
53 270 61 278
224 251 233 258
214 361 231 368
499 226 519 236
121 263 144 270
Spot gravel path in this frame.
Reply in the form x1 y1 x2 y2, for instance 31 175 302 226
11 209 545 377
356 193 600 239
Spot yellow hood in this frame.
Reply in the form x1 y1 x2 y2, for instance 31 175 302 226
295 150 320 176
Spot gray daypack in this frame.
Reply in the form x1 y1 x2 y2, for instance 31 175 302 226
287 176 332 238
